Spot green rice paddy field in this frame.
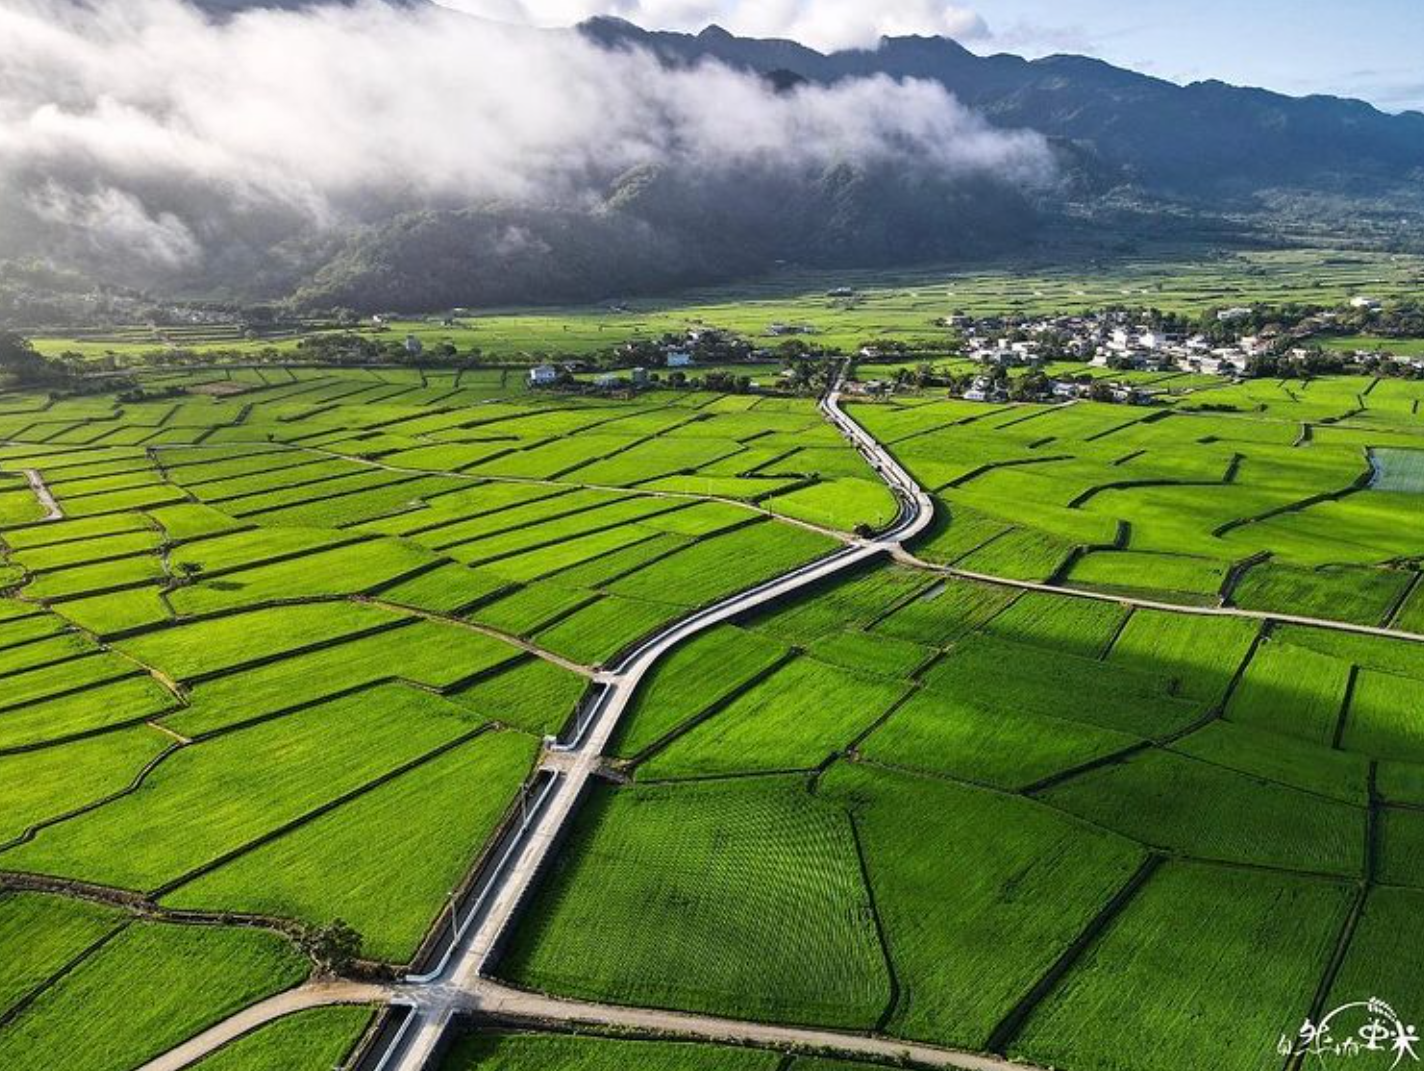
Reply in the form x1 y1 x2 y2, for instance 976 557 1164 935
26 247 1424 363
1 355 1423 1071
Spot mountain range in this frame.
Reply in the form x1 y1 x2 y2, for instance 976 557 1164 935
8 0 1424 320
581 17 1424 200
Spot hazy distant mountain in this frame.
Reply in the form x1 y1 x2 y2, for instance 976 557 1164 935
10 4 1424 319
580 17 1424 201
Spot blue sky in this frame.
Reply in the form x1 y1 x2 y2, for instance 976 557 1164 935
445 0 1424 111
974 0 1424 112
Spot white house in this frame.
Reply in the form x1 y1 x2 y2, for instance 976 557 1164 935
963 376 1007 404
666 351 693 368
528 364 559 387
1350 296 1383 310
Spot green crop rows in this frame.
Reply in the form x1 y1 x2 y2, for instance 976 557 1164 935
3 349 1424 1071
501 553 1424 1071
0 370 879 1067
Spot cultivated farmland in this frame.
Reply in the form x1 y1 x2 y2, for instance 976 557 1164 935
3 357 1423 1071
0 371 888 1067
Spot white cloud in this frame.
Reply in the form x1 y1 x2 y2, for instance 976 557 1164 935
440 0 989 51
0 0 1049 272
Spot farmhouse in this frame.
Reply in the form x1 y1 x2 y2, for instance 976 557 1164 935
666 352 693 368
963 375 1008 403
528 364 559 386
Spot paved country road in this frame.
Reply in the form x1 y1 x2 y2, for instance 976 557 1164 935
130 378 1419 1071
131 375 950 1071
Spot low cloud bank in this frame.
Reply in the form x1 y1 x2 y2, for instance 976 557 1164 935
0 0 1053 280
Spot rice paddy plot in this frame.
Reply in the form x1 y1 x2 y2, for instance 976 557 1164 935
803 630 934 678
188 1006 375 1071
1107 610 1260 704
1231 562 1413 628
1065 549 1230 604
1169 720 1369 805
870 575 1017 647
0 920 308 1071
859 687 1140 791
747 562 936 645
165 729 537 962
759 478 899 534
0 674 177 751
1039 749 1365 876
1224 636 1353 747
0 726 173 845
820 761 1146 1050
609 625 791 759
980 590 1130 659
1378 807 1424 888
2 685 482 890
0 892 125 1019
446 657 588 736
1011 862 1352 1071
533 594 679 667
167 538 440 615
637 657 908 779
1324 887 1424 1029
918 635 1200 739
159 617 517 737
1341 668 1424 763
500 777 892 1028
1370 448 1424 494
114 601 407 681
606 520 836 609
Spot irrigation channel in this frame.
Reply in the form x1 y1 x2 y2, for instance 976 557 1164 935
133 381 1424 1071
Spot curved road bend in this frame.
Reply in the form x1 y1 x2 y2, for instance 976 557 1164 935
136 981 393 1071
112 380 1417 1071
131 380 936 1071
378 378 936 1068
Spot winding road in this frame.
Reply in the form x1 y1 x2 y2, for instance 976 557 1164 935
130 379 1419 1071
130 376 944 1071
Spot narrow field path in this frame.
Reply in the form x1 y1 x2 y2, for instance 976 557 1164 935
452 978 1040 1071
134 981 394 1071
21 469 62 521
358 597 597 677
893 550 1424 645
126 377 1403 1071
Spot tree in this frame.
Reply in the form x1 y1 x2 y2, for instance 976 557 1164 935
299 919 363 975
0 332 65 386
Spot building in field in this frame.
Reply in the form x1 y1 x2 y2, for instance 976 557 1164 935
528 364 559 387
666 351 693 368
963 375 1008 404
404 334 423 357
